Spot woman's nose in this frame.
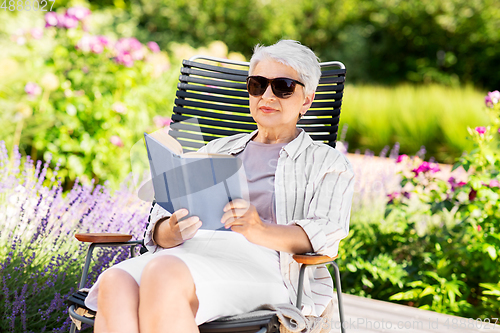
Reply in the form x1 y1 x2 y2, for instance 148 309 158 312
261 84 276 99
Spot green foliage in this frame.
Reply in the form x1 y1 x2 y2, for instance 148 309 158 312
347 91 500 318
0 9 176 190
88 0 500 88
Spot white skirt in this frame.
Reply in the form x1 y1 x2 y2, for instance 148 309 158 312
85 230 290 325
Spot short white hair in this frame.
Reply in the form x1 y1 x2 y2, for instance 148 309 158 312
249 40 321 96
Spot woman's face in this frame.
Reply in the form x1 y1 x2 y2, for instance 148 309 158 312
249 59 314 133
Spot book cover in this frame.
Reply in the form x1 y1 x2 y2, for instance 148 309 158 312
143 132 249 231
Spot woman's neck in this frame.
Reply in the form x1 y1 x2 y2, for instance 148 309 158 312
252 127 300 144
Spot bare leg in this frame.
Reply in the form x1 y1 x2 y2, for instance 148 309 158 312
139 255 199 333
94 268 140 333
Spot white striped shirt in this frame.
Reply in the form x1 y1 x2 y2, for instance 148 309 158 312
144 128 355 317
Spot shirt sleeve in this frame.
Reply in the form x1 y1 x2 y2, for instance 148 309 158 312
143 201 172 253
294 155 355 257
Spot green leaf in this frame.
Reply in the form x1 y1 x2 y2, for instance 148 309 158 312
420 285 435 298
486 246 498 260
451 162 462 172
389 289 421 301
346 263 357 272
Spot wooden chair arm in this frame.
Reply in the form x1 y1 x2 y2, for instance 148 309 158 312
75 233 133 243
293 253 339 265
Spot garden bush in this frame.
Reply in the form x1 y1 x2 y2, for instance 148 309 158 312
336 89 500 319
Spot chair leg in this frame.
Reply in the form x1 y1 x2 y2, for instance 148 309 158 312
330 262 346 333
69 322 76 333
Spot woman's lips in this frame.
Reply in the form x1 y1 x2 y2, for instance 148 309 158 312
259 106 277 113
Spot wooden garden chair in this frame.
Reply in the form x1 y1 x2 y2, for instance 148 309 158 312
67 56 348 333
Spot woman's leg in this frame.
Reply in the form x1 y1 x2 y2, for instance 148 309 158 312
139 255 199 333
94 268 140 333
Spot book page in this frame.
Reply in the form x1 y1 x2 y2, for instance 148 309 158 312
149 130 183 155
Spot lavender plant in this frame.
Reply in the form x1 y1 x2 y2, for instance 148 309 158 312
0 141 150 332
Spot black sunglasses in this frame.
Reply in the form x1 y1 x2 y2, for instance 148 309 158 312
246 76 305 99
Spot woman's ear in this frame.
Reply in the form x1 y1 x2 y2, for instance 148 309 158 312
301 92 315 114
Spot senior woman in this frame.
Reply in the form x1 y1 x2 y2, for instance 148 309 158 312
85 39 354 333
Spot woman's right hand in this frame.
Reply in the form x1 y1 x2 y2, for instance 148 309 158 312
153 208 202 248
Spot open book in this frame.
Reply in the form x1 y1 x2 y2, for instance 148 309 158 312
143 131 248 231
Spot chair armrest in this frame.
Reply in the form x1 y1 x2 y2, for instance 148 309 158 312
292 253 339 265
75 233 133 243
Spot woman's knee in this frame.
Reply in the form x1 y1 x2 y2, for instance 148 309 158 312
99 268 138 294
141 255 194 292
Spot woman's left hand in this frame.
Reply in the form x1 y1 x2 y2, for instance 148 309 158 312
221 199 266 243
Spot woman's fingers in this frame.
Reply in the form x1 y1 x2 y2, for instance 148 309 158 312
221 208 248 224
223 199 250 212
177 216 202 240
169 208 189 228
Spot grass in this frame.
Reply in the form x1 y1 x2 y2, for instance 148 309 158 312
341 84 490 163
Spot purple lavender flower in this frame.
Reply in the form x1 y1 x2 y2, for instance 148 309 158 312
147 41 161 53
475 126 486 135
25 82 42 96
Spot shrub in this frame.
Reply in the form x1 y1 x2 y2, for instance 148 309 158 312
0 6 175 191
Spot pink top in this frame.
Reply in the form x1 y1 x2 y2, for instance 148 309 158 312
235 140 287 224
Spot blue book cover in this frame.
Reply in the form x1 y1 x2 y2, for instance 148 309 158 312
143 132 248 231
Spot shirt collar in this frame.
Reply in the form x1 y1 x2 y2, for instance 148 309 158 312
227 128 313 160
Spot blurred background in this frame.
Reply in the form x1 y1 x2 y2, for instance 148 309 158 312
1 0 499 191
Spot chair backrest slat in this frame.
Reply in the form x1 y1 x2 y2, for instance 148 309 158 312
169 57 346 151
176 91 250 106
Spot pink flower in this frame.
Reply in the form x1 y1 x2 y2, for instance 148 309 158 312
153 116 172 129
448 177 467 191
97 36 110 46
112 102 127 114
115 51 134 67
91 42 104 54
66 6 91 21
485 95 494 108
30 28 43 39
147 41 160 53
475 126 486 135
25 82 42 96
62 15 79 29
131 48 145 61
110 135 124 147
489 90 500 104
396 154 408 163
412 161 440 175
76 35 110 54
387 192 400 204
477 225 482 232
44 12 58 27
128 38 143 51
489 179 499 188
